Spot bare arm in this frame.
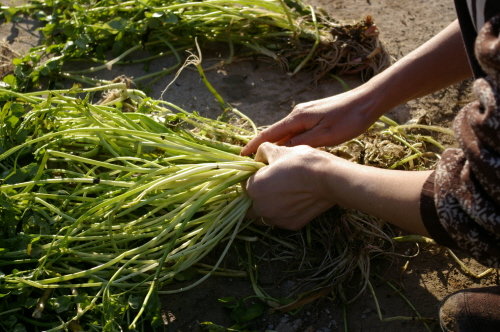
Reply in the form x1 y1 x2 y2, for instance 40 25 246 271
241 20 472 156
367 19 472 110
246 143 431 236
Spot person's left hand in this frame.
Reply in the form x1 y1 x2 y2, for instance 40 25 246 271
245 142 336 230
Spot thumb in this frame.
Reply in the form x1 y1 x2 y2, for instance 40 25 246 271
254 142 288 164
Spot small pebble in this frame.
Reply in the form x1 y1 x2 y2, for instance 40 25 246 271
325 308 331 314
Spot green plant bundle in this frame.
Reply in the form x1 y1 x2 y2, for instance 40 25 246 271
1 0 389 90
0 83 263 331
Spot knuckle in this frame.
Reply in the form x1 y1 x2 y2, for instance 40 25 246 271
292 101 308 113
259 141 273 149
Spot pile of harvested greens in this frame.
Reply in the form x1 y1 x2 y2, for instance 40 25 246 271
0 1 455 331
0 81 453 331
1 0 390 91
0 81 265 331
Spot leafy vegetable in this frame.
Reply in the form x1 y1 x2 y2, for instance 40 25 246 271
0 82 263 331
3 0 389 90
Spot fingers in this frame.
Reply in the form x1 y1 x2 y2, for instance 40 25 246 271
281 127 329 148
254 142 288 164
244 179 271 227
240 117 308 156
245 204 271 227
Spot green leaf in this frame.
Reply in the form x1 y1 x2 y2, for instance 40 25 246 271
112 40 125 57
51 295 72 313
3 7 18 23
2 168 27 185
10 102 25 117
12 58 23 66
2 163 39 185
34 10 47 21
147 17 161 29
150 311 163 328
230 306 247 323
3 315 17 328
46 44 62 53
62 41 76 53
73 3 85 11
164 12 178 24
0 211 21 238
69 83 83 94
5 114 19 129
3 75 17 90
45 58 60 71
74 293 88 304
218 297 239 309
75 35 92 49
238 302 265 322
218 296 236 304
24 297 38 308
173 267 198 281
106 17 128 32
14 129 29 145
40 23 57 37
128 294 143 310
13 323 27 332
63 25 78 38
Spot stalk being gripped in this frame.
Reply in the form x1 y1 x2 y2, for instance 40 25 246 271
0 84 263 331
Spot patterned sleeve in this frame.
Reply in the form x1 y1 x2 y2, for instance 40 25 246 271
432 14 500 268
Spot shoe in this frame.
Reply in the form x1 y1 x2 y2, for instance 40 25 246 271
439 286 500 331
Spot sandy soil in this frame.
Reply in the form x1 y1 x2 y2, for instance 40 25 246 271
1 0 499 331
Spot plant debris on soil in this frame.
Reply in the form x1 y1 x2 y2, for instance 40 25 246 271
1 0 390 91
1 1 499 332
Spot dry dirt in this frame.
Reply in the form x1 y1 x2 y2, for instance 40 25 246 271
1 0 499 332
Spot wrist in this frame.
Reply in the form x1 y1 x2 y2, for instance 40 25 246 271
349 80 392 123
310 152 355 205
322 158 432 235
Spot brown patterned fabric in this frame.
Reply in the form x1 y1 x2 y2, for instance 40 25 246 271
434 14 500 268
420 172 459 249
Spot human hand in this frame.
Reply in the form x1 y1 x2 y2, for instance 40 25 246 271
241 88 380 156
241 20 473 157
245 142 433 236
245 143 336 230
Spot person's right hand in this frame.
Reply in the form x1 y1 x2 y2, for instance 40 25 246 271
240 87 380 156
241 20 473 157
245 143 337 230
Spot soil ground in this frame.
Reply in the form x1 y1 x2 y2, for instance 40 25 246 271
1 0 499 332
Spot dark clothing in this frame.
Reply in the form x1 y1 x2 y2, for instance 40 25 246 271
420 2 500 268
453 0 500 78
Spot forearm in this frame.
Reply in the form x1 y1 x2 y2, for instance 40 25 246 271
246 144 433 235
321 157 432 236
360 20 472 116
